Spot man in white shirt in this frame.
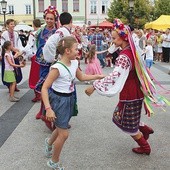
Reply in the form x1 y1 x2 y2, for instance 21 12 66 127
162 29 170 63
43 12 73 63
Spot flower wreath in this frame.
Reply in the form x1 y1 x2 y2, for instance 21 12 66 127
113 19 128 41
44 6 59 21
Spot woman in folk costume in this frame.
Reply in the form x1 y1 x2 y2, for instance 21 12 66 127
35 6 59 130
23 19 41 102
86 19 170 155
1 19 24 91
42 12 74 130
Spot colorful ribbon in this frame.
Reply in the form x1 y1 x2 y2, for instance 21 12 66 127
126 25 170 116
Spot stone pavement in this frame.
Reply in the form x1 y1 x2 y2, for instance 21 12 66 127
0 61 170 170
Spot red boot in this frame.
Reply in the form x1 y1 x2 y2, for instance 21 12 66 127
139 125 154 140
15 85 20 92
36 101 43 119
41 115 55 131
107 60 111 67
45 121 55 131
85 58 88 64
132 136 151 155
32 91 41 102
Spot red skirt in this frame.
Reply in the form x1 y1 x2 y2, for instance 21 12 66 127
112 99 143 133
29 55 40 89
78 49 82 57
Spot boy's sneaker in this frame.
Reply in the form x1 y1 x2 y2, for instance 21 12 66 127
47 160 64 170
45 138 53 158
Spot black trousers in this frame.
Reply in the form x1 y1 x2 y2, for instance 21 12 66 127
162 47 170 62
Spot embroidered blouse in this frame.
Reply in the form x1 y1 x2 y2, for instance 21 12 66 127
1 30 24 51
36 26 56 66
93 47 144 101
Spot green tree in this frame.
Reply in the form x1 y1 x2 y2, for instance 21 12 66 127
133 0 152 27
107 0 129 23
154 0 170 18
107 0 152 28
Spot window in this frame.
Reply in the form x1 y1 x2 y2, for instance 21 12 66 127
62 0 68 12
90 0 97 14
73 0 79 12
8 5 14 14
38 0 44 12
102 0 108 14
50 0 56 7
26 5 31 14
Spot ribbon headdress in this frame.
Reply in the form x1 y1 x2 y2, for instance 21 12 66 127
43 5 60 29
113 19 170 116
35 6 60 46
113 19 128 41
44 6 59 21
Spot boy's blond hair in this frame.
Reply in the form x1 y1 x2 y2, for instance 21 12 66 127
146 39 152 45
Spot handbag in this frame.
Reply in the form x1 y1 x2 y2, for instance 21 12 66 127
57 62 78 116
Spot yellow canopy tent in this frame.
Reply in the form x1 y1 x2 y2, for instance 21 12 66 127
145 22 153 29
145 15 170 31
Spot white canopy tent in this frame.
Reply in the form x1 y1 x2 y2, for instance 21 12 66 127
14 22 33 31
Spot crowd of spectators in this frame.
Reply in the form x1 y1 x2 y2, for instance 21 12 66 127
1 24 170 74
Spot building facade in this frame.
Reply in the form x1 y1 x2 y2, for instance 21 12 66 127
0 0 112 27
0 0 33 25
85 0 112 26
34 0 85 26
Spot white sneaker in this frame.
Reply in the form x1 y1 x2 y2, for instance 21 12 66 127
45 138 53 158
47 160 64 170
9 96 20 102
14 96 20 99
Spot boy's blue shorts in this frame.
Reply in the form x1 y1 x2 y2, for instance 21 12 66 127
146 59 153 68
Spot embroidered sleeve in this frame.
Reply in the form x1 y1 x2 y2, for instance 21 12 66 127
15 32 24 51
1 33 7 46
93 54 131 97
43 32 61 63
55 31 64 38
23 34 36 59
